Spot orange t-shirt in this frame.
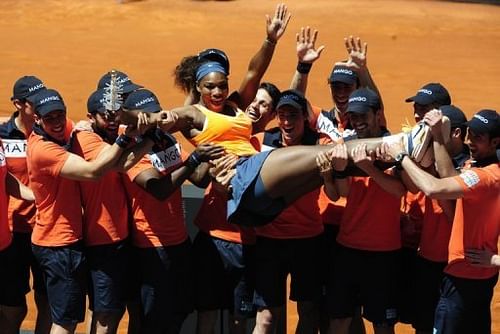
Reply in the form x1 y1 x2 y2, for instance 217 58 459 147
253 126 323 239
418 197 452 262
194 183 255 244
0 140 12 250
3 138 36 233
189 104 258 157
256 189 324 239
124 140 188 248
71 131 129 246
400 191 425 249
445 164 500 279
27 133 83 247
338 174 402 251
319 188 346 226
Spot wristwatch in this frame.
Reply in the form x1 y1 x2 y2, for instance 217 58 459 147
394 152 408 170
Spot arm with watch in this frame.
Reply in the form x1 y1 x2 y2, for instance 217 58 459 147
384 142 464 200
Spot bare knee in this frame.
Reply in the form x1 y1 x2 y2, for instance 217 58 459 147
50 322 77 334
253 307 282 334
92 311 123 334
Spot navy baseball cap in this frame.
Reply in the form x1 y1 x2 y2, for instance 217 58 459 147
276 89 307 112
97 71 143 94
466 109 499 136
405 83 451 106
329 65 358 85
87 89 106 114
11 76 46 100
198 48 230 75
123 89 162 113
29 89 66 116
440 105 467 128
347 88 381 114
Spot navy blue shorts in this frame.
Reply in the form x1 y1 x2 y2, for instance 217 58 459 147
86 240 129 313
135 239 193 333
228 150 286 227
433 273 498 334
327 245 400 326
397 247 418 325
12 232 46 294
412 256 446 331
32 242 87 326
192 232 256 318
0 241 27 306
254 235 323 308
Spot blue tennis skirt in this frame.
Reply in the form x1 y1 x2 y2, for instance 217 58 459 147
227 150 286 227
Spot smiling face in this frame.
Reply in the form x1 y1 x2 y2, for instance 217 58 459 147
246 88 273 122
413 102 439 123
89 110 120 142
330 81 357 113
37 110 67 141
197 71 229 113
277 105 305 146
348 109 381 139
467 129 499 161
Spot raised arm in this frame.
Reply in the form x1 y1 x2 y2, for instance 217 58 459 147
336 36 386 126
352 143 406 197
424 110 458 177
60 140 126 181
237 3 291 109
383 141 464 200
290 26 325 94
316 148 339 201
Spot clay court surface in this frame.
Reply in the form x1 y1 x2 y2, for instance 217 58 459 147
0 0 499 333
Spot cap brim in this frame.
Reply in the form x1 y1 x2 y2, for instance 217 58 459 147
347 104 370 114
465 119 488 134
276 101 302 111
37 103 67 116
330 76 357 85
405 94 433 105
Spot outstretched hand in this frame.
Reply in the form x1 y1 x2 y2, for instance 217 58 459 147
335 36 368 72
351 143 375 170
296 26 325 64
331 143 348 171
316 150 333 177
266 3 291 43
209 154 239 195
424 109 444 140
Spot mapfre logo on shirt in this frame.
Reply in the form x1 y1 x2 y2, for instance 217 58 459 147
149 143 182 172
459 170 480 188
1 139 27 158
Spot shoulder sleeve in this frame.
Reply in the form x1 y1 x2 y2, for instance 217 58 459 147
454 166 498 196
30 140 70 177
309 105 322 129
73 131 107 160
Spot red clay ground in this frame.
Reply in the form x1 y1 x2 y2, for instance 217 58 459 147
0 0 499 333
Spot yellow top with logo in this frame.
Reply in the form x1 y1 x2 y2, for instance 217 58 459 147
190 104 258 157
